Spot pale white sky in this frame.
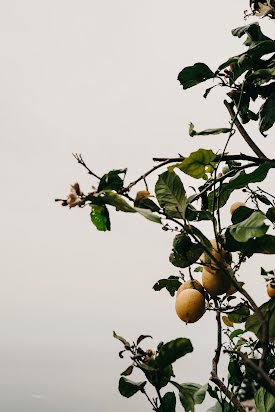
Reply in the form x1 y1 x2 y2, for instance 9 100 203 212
0 1 274 411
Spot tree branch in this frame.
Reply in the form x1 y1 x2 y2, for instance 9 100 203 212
224 350 275 396
153 154 275 163
223 100 267 159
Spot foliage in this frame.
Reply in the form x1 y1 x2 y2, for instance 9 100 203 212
57 3 275 411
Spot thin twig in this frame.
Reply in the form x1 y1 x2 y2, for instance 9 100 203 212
223 101 267 159
141 388 157 411
72 153 101 180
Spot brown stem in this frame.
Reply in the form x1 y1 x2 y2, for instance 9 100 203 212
223 100 267 159
210 374 246 412
224 350 275 396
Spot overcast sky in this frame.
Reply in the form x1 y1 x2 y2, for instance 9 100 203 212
1 1 274 411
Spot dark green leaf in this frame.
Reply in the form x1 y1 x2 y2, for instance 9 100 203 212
136 335 153 345
228 357 243 385
98 169 126 192
173 234 192 253
176 149 216 179
231 206 254 224
203 85 218 99
171 382 194 412
120 365 134 376
185 206 213 222
245 297 275 341
225 230 275 255
255 387 275 412
266 207 275 223
169 243 203 268
156 338 193 369
189 123 232 137
194 266 203 272
158 392 176 412
228 304 250 323
247 68 275 85
134 197 160 212
231 23 271 48
256 194 272 206
153 277 182 297
207 385 219 400
178 63 215 90
141 358 174 389
155 171 186 218
229 329 245 339
118 377 146 398
178 383 208 405
113 331 130 346
90 204 111 231
229 211 269 242
208 162 273 210
259 91 275 135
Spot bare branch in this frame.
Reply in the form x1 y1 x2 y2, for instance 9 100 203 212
72 153 101 180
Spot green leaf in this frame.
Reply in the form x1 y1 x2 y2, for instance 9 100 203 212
176 149 216 179
229 329 245 339
141 359 174 389
98 191 161 223
171 382 194 412
228 357 243 385
155 171 186 218
155 338 193 369
178 63 215 90
229 211 269 243
231 23 271 48
228 304 250 323
90 204 111 231
133 206 161 224
208 162 273 210
158 392 176 412
98 169 126 192
266 207 275 223
169 243 203 268
255 387 275 412
189 123 232 137
120 365 134 376
153 277 182 297
118 377 146 398
245 297 275 341
259 91 275 135
247 68 275 85
113 331 130 346
185 206 213 222
179 383 208 405
231 206 254 224
134 197 160 212
100 191 135 212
